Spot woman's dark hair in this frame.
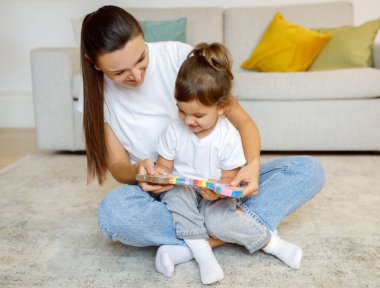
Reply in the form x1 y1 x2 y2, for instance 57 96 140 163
175 42 234 107
80 5 143 184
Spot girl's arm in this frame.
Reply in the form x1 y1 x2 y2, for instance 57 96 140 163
155 155 174 174
224 99 261 197
198 168 240 201
219 168 240 185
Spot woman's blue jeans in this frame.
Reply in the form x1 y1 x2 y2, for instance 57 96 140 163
98 156 325 247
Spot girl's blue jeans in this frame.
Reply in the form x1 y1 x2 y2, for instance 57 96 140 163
98 156 325 247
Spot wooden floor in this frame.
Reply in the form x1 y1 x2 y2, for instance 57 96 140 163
0 128 41 170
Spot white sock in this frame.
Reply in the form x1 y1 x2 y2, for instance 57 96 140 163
155 244 194 277
185 239 224 284
262 231 303 269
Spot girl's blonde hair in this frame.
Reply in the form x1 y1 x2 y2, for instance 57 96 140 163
175 42 234 108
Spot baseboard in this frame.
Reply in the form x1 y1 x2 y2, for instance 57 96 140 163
0 92 35 128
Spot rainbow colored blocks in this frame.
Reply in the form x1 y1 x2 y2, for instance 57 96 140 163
136 174 244 198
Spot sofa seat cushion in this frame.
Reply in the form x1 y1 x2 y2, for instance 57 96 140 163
73 68 380 101
233 68 380 101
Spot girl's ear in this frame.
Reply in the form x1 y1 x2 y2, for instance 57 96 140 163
217 104 226 115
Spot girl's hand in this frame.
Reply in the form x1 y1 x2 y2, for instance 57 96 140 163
154 165 171 177
138 159 173 194
198 187 220 201
230 159 260 197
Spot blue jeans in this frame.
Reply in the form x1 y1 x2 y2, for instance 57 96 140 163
98 156 325 247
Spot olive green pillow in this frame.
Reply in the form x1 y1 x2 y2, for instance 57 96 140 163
308 18 380 71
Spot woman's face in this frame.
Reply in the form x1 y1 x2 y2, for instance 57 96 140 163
96 35 148 89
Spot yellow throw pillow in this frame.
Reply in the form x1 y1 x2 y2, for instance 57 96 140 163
241 12 332 72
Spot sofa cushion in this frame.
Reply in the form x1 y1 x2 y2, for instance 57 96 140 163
71 7 223 46
126 7 223 46
309 18 380 71
232 68 380 101
241 12 331 72
74 17 188 44
73 68 380 101
140 17 187 43
224 1 353 71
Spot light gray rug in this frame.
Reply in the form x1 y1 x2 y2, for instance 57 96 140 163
0 154 379 287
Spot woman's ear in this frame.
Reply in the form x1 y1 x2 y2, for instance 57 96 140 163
84 53 101 71
84 53 92 62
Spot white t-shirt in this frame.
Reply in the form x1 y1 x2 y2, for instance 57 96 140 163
155 117 246 180
77 41 193 163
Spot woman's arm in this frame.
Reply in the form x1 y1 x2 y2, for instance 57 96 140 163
105 123 141 184
105 123 174 193
224 99 261 197
137 155 175 194
104 124 173 193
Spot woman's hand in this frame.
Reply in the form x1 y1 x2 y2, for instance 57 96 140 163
138 158 173 194
230 159 260 197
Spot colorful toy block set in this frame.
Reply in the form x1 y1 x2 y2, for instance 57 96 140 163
136 174 244 198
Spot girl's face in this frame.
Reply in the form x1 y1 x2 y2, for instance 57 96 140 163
96 35 148 89
177 100 225 138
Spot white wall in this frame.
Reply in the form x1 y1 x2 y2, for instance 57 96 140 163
0 0 378 127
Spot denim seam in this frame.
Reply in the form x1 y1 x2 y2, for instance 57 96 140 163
99 223 130 244
246 231 271 253
259 160 295 190
237 202 271 231
176 227 208 239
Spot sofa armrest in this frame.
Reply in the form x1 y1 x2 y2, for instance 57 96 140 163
31 47 81 150
373 32 380 69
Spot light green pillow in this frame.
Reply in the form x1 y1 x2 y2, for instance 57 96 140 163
140 17 187 43
308 18 380 71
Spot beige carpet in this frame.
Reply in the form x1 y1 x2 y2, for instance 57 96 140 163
0 154 379 287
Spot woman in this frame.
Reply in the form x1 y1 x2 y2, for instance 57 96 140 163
79 5 325 276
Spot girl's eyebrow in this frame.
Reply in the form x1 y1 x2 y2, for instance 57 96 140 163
176 104 206 116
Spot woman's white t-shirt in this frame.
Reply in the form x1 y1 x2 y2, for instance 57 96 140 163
77 41 193 163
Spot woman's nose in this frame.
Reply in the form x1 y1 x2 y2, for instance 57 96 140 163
129 68 142 81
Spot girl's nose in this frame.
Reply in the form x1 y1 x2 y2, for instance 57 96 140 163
184 115 194 125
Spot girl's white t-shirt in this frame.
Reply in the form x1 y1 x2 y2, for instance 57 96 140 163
77 41 193 163
155 117 246 180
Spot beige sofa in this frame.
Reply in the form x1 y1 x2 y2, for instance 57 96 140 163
31 1 380 151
